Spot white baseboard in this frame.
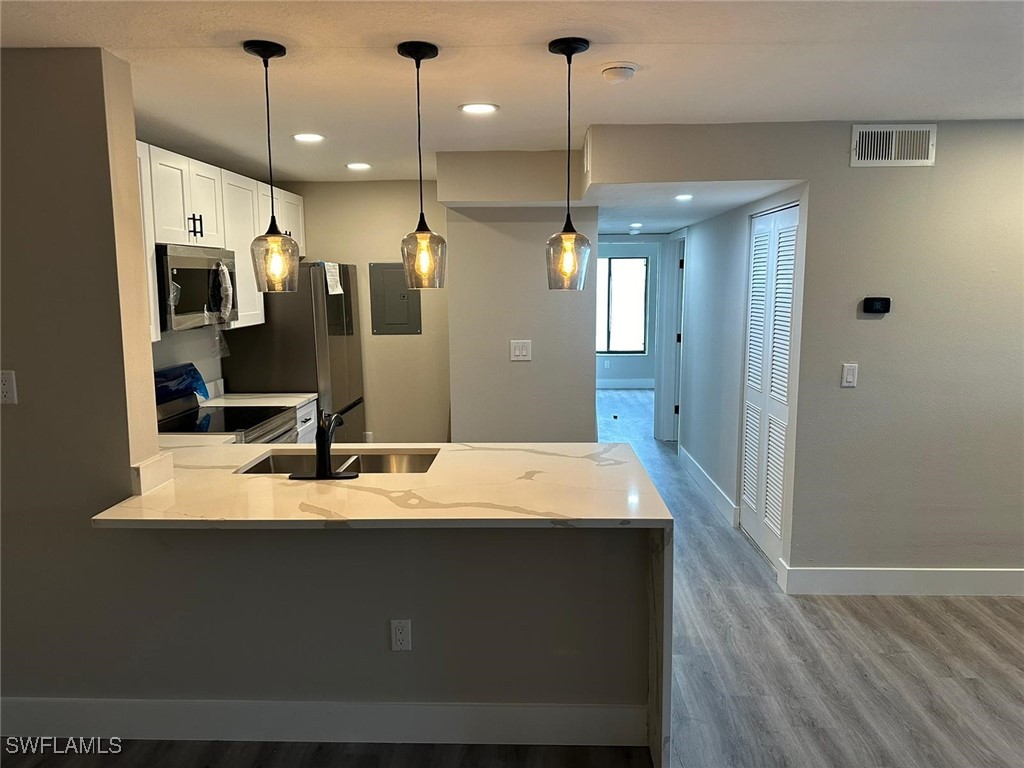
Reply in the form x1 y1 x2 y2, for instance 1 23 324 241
778 560 1024 596
0 698 647 746
596 379 655 390
678 446 739 527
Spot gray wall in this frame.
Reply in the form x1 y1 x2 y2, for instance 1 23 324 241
596 240 660 388
290 180 451 442
589 122 1023 568
152 326 223 385
679 186 806 506
447 207 598 442
1 48 135 691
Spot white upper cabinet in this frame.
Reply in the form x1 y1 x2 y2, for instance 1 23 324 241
222 170 265 329
137 143 306 335
150 146 226 248
187 159 226 248
136 141 161 342
257 183 306 256
150 147 191 245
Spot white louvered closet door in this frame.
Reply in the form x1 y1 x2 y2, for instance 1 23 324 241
740 205 799 565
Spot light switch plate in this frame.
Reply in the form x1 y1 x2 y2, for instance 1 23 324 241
510 340 532 361
841 363 859 388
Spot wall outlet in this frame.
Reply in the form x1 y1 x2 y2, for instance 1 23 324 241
390 619 412 651
0 370 17 405
363 431 374 443
604 359 610 369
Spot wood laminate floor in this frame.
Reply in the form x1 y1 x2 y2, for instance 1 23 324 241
5 389 1022 767
599 388 1024 768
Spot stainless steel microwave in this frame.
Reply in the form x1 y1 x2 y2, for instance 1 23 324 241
156 244 238 331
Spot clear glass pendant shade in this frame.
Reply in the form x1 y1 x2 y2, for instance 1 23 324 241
401 217 447 289
545 227 591 290
251 220 299 293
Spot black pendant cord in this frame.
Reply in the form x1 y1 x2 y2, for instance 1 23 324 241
564 53 573 232
415 59 428 230
263 57 277 223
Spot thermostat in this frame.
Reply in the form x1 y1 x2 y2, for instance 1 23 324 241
863 297 891 314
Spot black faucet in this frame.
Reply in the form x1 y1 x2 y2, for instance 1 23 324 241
288 397 364 481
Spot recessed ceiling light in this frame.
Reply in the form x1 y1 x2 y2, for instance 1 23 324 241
459 103 500 114
346 162 372 171
293 133 325 143
629 222 643 228
674 194 693 201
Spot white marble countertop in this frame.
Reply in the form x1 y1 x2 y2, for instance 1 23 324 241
201 393 317 409
93 443 673 530
158 434 236 448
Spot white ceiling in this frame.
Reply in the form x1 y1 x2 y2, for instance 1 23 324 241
2 1 1021 184
589 181 801 234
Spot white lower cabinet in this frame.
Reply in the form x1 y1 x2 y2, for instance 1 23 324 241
136 141 161 341
296 401 318 443
222 170 265 329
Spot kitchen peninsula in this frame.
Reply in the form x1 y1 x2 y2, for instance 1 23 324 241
93 442 672 766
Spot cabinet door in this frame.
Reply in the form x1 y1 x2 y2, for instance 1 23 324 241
257 183 304 256
223 170 265 329
188 159 226 248
150 146 192 245
135 141 161 341
278 190 305 255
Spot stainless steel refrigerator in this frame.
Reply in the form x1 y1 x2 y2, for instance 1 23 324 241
223 262 365 443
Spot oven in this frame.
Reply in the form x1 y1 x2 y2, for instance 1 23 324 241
156 244 239 331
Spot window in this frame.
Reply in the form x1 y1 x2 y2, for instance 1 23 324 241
596 256 648 353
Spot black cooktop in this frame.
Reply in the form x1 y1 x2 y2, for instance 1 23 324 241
157 405 289 434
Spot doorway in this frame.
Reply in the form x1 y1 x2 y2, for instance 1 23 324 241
596 239 659 440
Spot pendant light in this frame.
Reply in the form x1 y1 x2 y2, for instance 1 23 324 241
546 37 592 291
397 41 447 289
244 40 299 293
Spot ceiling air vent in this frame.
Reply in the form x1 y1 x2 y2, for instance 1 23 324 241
851 124 936 167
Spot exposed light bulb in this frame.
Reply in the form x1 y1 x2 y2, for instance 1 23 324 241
267 245 286 282
416 233 433 277
559 234 578 278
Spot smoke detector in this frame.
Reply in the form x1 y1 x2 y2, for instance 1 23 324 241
602 61 638 84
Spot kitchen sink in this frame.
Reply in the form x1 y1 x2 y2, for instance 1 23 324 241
237 452 352 475
237 449 437 475
344 451 437 474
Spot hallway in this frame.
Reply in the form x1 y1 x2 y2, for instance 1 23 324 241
598 387 1024 768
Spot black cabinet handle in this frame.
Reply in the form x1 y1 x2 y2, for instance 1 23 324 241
300 417 313 424
186 214 205 238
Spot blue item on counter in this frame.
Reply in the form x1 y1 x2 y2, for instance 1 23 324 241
154 362 209 405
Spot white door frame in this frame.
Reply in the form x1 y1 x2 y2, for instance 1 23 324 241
655 229 686 441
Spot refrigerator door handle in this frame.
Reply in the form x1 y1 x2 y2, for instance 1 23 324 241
309 263 334 413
